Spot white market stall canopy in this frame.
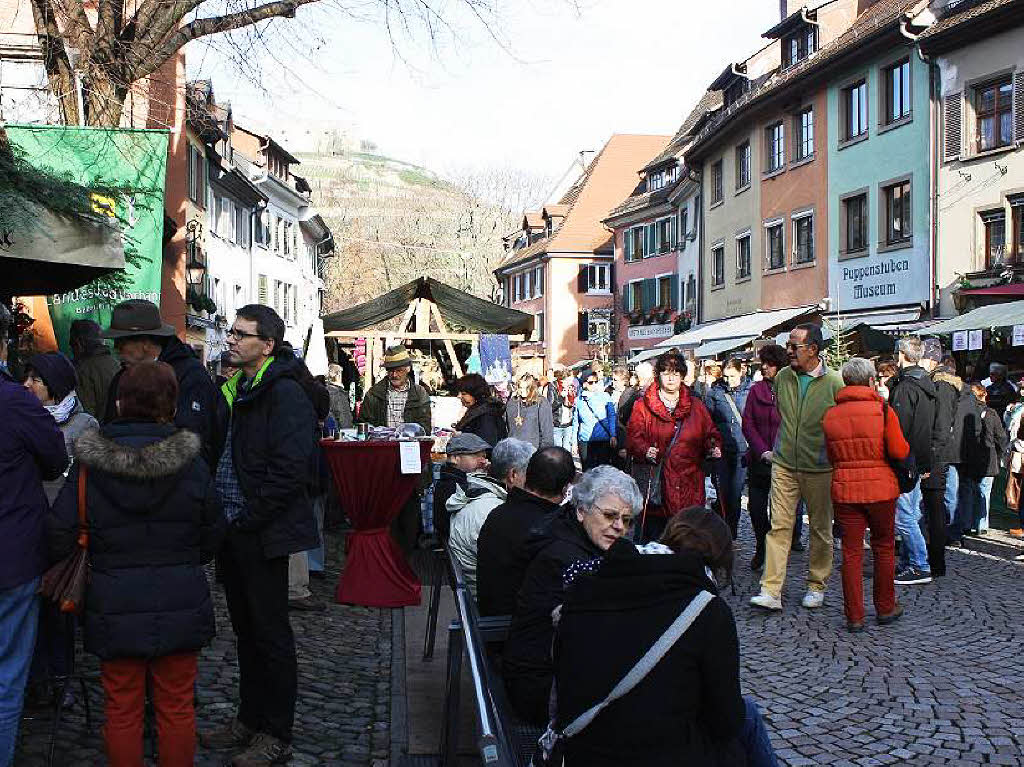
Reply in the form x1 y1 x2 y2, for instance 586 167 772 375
1 204 124 295
916 300 1024 335
695 336 757 359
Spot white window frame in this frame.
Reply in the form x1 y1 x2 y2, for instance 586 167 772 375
791 209 815 264
711 241 726 287
587 315 611 343
625 278 644 313
586 263 611 294
735 229 752 279
764 217 785 271
655 272 673 309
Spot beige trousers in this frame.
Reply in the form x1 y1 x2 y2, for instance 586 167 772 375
760 463 834 599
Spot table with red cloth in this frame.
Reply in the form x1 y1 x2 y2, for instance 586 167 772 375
320 439 433 607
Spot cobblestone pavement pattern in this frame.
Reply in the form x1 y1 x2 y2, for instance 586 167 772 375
726 527 1024 767
16 533 392 766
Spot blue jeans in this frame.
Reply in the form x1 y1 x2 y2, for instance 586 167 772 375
944 465 959 524
979 476 994 532
952 476 985 539
895 480 929 571
716 455 747 539
741 696 779 767
308 496 326 572
0 577 41 767
553 426 573 451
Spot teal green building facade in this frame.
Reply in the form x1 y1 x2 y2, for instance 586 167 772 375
827 44 931 315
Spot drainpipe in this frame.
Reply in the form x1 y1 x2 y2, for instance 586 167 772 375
692 169 704 326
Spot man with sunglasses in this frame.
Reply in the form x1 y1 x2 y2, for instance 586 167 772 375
751 323 843 612
200 305 318 766
101 299 227 469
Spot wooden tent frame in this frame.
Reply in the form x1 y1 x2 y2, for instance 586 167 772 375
326 296 526 392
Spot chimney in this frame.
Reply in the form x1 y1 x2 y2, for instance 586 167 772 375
780 0 787 21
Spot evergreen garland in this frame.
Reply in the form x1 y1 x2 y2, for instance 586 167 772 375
823 313 855 369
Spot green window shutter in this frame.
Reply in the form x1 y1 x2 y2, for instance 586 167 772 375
646 224 655 256
670 216 677 249
670 277 680 310
624 229 633 261
642 278 656 311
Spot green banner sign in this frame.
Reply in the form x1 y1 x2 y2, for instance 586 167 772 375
5 125 168 351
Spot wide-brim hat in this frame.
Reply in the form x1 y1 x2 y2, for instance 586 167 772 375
383 346 412 370
101 299 176 339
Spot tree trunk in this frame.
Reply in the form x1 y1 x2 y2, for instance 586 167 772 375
84 69 128 128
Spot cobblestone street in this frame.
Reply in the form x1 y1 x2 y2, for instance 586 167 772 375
726 531 1024 767
16 532 393 767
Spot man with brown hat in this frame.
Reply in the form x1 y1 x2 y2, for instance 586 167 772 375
101 299 226 469
358 346 432 551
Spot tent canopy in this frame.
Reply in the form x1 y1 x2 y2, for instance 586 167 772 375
916 300 1024 336
1 205 124 296
655 304 816 350
321 276 534 335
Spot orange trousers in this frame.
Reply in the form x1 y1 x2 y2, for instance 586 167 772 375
100 651 198 767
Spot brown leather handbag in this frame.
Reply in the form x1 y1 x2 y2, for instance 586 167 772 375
38 466 89 615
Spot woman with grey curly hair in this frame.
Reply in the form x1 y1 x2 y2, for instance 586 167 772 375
503 465 640 726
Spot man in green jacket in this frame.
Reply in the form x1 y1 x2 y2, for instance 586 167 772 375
358 346 432 552
751 323 844 612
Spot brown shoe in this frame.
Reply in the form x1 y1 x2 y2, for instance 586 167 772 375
229 733 293 766
1008 528 1024 539
199 717 255 751
877 604 905 625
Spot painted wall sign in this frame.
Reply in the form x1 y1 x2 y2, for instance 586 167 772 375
835 255 927 310
627 323 675 340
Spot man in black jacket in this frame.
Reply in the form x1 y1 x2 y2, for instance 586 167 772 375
919 341 959 577
985 362 1018 418
199 305 318 766
477 446 575 616
101 300 227 470
888 337 937 585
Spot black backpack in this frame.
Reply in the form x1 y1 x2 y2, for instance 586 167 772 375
952 388 986 479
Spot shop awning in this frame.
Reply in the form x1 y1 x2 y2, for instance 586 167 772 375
694 336 756 359
916 300 1024 335
1 205 124 295
656 304 817 349
321 276 533 335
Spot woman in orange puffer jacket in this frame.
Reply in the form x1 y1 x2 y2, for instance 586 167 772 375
822 357 910 633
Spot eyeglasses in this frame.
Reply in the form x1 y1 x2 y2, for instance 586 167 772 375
226 328 264 340
785 342 809 351
585 379 598 385
591 504 635 528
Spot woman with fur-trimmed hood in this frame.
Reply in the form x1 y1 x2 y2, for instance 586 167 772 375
48 361 224 766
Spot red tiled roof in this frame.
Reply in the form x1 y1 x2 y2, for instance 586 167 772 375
919 0 1023 46
496 134 669 272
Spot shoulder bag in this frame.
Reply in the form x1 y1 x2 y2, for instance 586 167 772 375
38 465 90 615
530 590 716 767
882 403 917 495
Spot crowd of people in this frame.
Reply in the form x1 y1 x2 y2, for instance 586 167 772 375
3 291 1022 766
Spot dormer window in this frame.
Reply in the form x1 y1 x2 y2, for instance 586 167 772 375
724 79 749 108
648 171 665 192
783 25 816 68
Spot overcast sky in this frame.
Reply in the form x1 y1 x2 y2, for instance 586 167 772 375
187 0 780 180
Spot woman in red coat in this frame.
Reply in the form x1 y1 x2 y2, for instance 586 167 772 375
627 351 722 543
823 357 910 633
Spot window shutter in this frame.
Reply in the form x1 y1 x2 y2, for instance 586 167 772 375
944 92 962 162
645 224 655 256
623 287 632 312
623 230 632 261
578 264 589 293
1015 71 1024 144
578 311 589 341
670 216 677 248
642 278 656 311
608 263 616 291
670 277 680 310
538 266 544 296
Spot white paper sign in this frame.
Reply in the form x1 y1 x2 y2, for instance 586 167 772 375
968 330 983 350
399 440 422 474
1013 325 1024 347
952 331 968 351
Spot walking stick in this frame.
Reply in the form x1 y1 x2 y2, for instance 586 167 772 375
640 470 654 542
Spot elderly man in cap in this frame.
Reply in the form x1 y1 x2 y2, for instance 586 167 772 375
101 299 227 469
68 319 120 419
434 433 491 544
358 346 432 552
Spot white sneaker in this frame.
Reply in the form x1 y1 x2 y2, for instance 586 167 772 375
750 590 782 611
801 589 825 609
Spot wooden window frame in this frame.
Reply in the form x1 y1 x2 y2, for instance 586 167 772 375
793 107 814 163
765 220 785 271
881 58 912 129
974 75 1013 153
880 176 912 251
839 188 869 260
840 78 869 145
982 210 1007 270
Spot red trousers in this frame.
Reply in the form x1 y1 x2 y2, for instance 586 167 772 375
835 501 897 624
101 651 198 767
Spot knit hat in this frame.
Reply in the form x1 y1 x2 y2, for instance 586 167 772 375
921 337 942 363
27 352 77 402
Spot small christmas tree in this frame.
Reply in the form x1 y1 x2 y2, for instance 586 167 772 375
822 313 854 370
